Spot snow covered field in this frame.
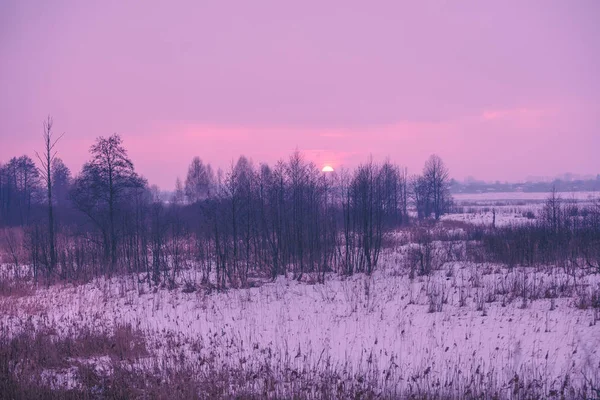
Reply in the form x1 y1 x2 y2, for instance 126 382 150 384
444 191 600 227
453 191 600 202
2 252 599 398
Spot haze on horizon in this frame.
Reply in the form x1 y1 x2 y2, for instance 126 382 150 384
1 0 599 189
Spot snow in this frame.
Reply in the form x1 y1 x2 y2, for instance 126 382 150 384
441 211 534 227
442 191 599 228
453 191 600 202
2 257 599 397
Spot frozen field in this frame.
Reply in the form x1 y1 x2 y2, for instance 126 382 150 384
444 191 600 227
1 251 599 398
453 191 600 202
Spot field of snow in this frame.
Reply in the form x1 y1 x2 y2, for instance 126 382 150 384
2 251 599 398
453 191 600 202
443 191 599 228
441 210 534 227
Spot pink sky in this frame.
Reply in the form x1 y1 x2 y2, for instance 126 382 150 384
1 0 599 189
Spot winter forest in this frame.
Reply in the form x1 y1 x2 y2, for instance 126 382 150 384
1 125 453 286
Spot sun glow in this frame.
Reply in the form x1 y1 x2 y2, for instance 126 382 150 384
322 165 334 172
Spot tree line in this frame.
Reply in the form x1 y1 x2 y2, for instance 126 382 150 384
0 119 453 287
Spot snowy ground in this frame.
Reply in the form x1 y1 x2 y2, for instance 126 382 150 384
444 191 599 228
441 210 534 227
452 191 600 202
2 253 599 398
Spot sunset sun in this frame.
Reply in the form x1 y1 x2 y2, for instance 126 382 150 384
322 165 334 172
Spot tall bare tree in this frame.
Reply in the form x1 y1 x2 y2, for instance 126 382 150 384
35 116 64 274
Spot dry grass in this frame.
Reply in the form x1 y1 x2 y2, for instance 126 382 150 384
2 310 598 399
0 320 147 398
0 278 35 298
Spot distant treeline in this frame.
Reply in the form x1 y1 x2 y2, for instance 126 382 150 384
450 177 600 194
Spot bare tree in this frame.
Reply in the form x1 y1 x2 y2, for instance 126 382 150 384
172 177 185 205
379 159 408 227
34 116 64 274
71 134 146 272
51 158 71 208
18 156 41 225
185 157 215 203
422 154 451 220
410 174 431 220
340 161 385 275
542 186 562 234
352 161 384 274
